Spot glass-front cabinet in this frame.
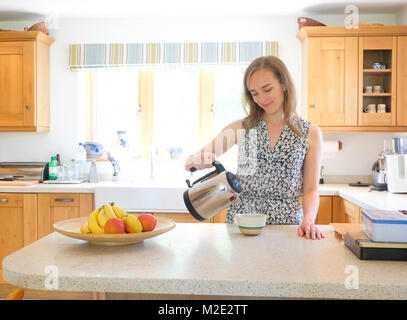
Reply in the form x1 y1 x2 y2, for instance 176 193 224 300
359 36 397 126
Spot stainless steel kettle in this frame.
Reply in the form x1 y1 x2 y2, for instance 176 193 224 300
183 161 242 221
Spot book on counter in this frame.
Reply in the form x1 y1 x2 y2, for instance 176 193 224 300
344 230 407 261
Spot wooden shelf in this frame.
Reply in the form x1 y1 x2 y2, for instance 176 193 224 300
363 69 392 73
363 93 391 96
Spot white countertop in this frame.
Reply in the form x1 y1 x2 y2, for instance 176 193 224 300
0 182 406 210
318 184 407 211
0 182 98 193
3 223 407 300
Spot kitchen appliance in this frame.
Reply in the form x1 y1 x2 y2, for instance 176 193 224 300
183 161 242 221
0 162 48 183
371 154 387 191
385 154 407 193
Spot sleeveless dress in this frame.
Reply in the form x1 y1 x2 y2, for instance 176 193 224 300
225 116 310 225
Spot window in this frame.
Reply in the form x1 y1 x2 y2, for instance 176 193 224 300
84 66 248 175
211 67 246 173
153 69 199 159
90 69 139 155
213 67 247 134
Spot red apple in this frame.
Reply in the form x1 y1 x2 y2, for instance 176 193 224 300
138 214 157 232
104 218 125 234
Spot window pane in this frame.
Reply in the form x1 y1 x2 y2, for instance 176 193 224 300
213 67 247 172
214 67 246 134
94 69 139 153
153 69 199 159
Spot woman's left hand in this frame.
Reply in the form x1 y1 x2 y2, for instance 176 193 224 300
297 219 325 240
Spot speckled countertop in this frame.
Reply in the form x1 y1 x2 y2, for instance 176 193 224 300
3 223 407 299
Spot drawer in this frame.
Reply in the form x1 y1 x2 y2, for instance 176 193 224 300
0 194 23 207
343 199 360 223
49 194 80 207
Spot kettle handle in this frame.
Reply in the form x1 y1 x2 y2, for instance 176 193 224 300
186 161 225 187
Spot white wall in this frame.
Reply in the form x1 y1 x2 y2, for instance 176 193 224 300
0 13 405 177
396 4 407 25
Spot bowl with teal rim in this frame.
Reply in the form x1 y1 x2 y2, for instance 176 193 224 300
234 214 267 236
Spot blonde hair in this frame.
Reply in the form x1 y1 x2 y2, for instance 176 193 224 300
242 55 303 137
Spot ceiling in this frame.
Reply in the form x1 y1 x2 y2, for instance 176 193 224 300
0 0 406 21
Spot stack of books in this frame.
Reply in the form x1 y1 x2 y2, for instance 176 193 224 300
344 209 407 261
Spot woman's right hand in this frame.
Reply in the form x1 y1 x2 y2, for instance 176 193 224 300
185 151 216 171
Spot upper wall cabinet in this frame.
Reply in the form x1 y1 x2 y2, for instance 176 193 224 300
0 31 54 132
298 26 407 132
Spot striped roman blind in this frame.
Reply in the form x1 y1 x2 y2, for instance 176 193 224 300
69 41 278 70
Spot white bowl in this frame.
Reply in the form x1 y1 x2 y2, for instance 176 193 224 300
234 214 267 235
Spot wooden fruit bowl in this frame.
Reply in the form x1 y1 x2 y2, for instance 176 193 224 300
53 215 176 246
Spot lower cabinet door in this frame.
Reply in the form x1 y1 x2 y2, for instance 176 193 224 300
37 193 94 239
315 196 333 224
332 196 361 223
0 194 37 267
299 196 333 225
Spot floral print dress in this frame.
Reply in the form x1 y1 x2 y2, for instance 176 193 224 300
225 117 310 225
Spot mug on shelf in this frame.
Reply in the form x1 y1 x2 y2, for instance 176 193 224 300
377 104 386 113
364 86 373 93
373 85 384 93
364 104 376 113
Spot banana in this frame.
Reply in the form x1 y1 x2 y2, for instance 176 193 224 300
97 209 108 229
88 208 104 234
80 222 90 234
112 204 128 220
104 203 117 220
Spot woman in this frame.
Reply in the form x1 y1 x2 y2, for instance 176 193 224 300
185 56 324 240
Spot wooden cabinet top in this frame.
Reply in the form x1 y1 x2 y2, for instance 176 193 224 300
297 25 407 41
0 31 54 46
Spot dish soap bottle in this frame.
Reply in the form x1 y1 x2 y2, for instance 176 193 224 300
48 156 58 180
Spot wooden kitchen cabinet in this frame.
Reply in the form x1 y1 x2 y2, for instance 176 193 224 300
397 36 407 126
358 36 397 126
298 25 407 132
0 31 54 132
315 196 333 224
0 193 37 269
37 193 93 239
303 36 358 126
211 197 334 224
152 212 212 223
332 196 361 224
212 208 228 223
300 196 333 225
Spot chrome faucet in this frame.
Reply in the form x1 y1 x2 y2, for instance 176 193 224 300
107 152 120 182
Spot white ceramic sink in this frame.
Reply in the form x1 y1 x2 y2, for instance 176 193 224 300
94 179 188 213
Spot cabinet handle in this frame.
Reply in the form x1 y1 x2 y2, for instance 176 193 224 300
25 105 31 110
0 199 8 203
312 104 318 109
54 198 74 202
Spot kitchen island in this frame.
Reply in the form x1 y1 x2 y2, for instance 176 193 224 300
2 223 407 300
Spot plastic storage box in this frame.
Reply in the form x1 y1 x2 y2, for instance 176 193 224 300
361 209 407 243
